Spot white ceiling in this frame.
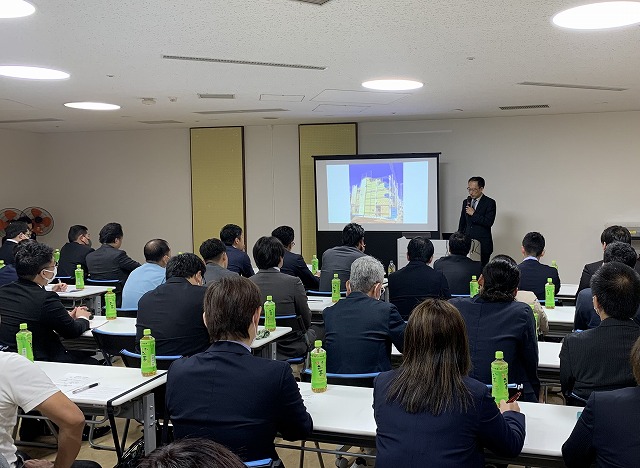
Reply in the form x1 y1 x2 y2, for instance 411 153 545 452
1 0 639 133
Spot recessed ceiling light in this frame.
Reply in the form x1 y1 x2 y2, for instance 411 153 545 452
362 79 423 91
64 102 120 110
0 66 69 80
553 1 640 29
0 0 35 18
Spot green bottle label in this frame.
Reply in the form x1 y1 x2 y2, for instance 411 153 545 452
310 348 327 391
105 290 117 320
470 280 479 297
53 250 60 263
75 266 84 290
311 256 318 274
16 330 34 362
545 281 555 309
140 336 157 375
331 276 341 303
264 299 276 331
491 359 509 403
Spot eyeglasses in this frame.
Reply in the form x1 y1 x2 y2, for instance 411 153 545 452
467 187 480 192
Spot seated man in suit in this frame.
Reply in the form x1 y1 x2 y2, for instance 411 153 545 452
0 222 30 265
562 336 640 467
0 262 17 287
121 239 171 309
319 222 366 292
220 224 253 277
166 276 313 463
517 231 560 301
271 225 319 290
200 238 237 285
0 241 93 363
560 262 640 405
389 236 451 319
57 224 94 278
136 253 209 357
577 225 640 295
324 256 406 374
575 242 640 330
433 231 482 295
249 236 317 359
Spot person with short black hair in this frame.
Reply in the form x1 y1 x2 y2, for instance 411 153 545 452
16 216 37 240
58 224 95 278
136 253 209 356
450 256 540 402
560 262 640 405
121 239 171 309
272 225 319 290
219 224 254 277
458 177 496 266
517 231 560 300
319 222 366 291
0 222 30 265
200 237 238 284
138 439 245 468
433 231 482 295
166 276 313 463
389 237 451 319
249 236 317 359
562 336 640 467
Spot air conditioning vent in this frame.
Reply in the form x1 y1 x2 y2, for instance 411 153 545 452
0 118 63 123
499 104 550 111
518 81 626 92
139 120 184 124
197 93 235 99
162 54 326 71
194 108 288 115
291 0 332 4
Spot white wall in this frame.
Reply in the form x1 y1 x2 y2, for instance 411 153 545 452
1 128 44 211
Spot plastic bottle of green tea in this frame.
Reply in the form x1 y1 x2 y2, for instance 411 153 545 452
16 323 34 362
311 255 319 275
105 287 117 320
331 274 341 303
491 351 509 404
310 340 327 393
545 278 555 309
470 275 479 297
264 295 276 331
140 329 157 376
75 265 84 290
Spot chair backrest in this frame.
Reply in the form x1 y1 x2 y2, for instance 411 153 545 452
120 349 182 370
258 314 306 332
91 329 136 365
244 459 273 467
307 290 346 297
301 368 379 388
115 307 137 318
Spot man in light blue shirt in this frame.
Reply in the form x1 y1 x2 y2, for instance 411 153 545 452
121 239 171 309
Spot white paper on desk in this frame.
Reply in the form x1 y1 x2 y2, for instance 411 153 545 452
71 384 128 400
52 373 92 393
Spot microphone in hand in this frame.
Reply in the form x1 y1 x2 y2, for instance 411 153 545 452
466 196 472 207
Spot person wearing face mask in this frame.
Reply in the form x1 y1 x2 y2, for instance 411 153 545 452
0 222 31 265
0 241 94 363
57 225 95 278
166 276 313 464
135 253 209 357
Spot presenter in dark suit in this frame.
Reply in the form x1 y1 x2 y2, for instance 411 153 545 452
0 241 93 363
0 222 30 265
517 231 560 300
560 262 640 405
374 299 525 468
458 176 496 266
136 253 210 357
388 236 450 319
324 256 406 374
319 223 366 291
272 225 319 290
166 276 313 463
433 231 482 295
450 255 540 402
85 222 141 285
57 224 94 278
249 236 317 359
220 223 254 277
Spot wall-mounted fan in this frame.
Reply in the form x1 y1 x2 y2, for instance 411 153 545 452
0 208 26 237
23 207 54 236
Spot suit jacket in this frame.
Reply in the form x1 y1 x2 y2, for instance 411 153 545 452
0 240 19 265
577 258 640 295
225 245 254 277
166 341 313 461
433 254 482 295
0 264 17 287
450 296 540 401
250 269 312 358
281 249 319 290
85 244 141 285
136 277 209 356
374 372 526 468
560 318 640 401
562 386 640 468
388 261 451 319
203 262 237 285
57 242 94 278
324 291 406 374
574 287 640 330
457 195 496 256
517 258 560 301
319 245 366 291
0 279 90 362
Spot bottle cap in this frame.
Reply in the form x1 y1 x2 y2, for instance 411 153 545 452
471 275 477 280
0 260 4 265
19 323 27 330
77 264 81 268
333 273 338 278
547 277 552 282
266 295 272 301
314 340 322 348
107 287 113 292
313 254 317 258
143 328 151 336
495 350 504 359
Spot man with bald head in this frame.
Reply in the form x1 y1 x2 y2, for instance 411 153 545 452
121 239 171 309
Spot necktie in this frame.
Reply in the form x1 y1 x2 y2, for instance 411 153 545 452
472 199 477 209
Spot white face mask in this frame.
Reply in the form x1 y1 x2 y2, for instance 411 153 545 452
42 266 57 284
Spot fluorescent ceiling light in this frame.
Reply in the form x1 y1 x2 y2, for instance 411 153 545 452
0 0 35 18
553 1 640 29
64 102 120 110
362 79 423 91
0 66 69 80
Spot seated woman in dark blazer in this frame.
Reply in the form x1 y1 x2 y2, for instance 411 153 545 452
373 299 526 468
450 255 540 401
563 336 640 467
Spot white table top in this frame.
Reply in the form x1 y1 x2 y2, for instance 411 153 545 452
45 284 111 298
545 306 575 325
37 361 166 407
307 296 334 312
251 326 292 349
298 382 579 458
557 283 578 299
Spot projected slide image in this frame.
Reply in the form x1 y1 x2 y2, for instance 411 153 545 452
349 163 403 224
